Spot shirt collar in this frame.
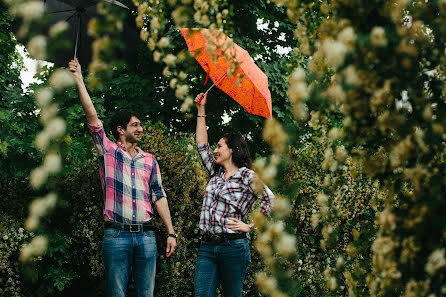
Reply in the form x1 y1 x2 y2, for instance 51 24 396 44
117 141 145 157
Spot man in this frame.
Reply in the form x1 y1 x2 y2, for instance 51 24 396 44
68 59 177 297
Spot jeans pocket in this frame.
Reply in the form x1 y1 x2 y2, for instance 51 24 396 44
143 230 156 238
103 228 121 238
228 239 248 251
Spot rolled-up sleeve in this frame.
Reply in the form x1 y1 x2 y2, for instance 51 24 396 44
245 170 275 216
89 121 114 156
149 157 167 203
197 143 216 177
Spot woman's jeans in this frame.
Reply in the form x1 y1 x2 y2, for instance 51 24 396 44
194 238 251 297
102 228 157 297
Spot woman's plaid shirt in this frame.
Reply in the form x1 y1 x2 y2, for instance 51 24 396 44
90 121 166 224
197 143 274 234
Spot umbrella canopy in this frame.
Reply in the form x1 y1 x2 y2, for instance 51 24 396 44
14 0 137 66
179 28 272 118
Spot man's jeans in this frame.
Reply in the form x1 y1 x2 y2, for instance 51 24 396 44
102 228 157 297
194 238 251 297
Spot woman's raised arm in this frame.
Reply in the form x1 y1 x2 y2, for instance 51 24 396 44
195 92 208 145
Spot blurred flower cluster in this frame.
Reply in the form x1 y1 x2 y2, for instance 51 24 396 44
6 0 75 262
256 0 446 295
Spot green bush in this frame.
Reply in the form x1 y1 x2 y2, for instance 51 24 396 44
1 121 269 296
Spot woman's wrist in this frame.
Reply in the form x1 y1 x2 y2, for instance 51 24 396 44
197 108 206 117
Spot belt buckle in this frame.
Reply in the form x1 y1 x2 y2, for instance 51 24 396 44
211 234 224 245
130 224 142 232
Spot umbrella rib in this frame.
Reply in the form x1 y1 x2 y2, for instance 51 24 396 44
65 12 77 22
49 9 76 13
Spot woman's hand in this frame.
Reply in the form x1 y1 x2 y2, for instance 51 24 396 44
68 58 83 82
226 217 251 233
195 92 207 107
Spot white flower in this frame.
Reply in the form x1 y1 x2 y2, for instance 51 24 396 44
20 236 49 262
276 233 297 257
30 167 48 189
163 54 177 66
13 1 44 20
255 272 277 293
169 78 178 89
150 17 160 31
162 66 171 77
35 87 53 107
153 51 162 62
35 130 50 150
370 27 388 47
425 248 446 275
175 84 189 99
311 213 320 229
272 196 291 219
180 96 193 112
140 28 149 41
49 21 69 37
335 145 347 162
328 127 343 141
337 27 356 49
3 235 8 240
289 67 306 83
147 38 156 51
343 65 361 86
328 276 337 290
49 69 75 91
39 104 58 125
336 256 345 268
158 37 170 48
43 153 62 174
322 40 348 69
317 193 328 206
46 117 66 138
27 35 47 61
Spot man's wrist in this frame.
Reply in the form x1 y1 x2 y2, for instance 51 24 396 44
168 233 177 239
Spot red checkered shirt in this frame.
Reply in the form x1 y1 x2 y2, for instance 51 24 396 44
90 121 166 224
197 143 274 234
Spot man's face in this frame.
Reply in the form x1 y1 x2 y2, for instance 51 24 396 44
123 116 143 143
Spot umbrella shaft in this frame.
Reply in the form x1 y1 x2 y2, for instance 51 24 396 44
74 13 81 60
205 73 227 94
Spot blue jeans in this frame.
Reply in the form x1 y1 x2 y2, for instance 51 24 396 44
102 228 157 297
194 238 251 297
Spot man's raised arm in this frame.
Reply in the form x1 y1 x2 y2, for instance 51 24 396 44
68 59 99 125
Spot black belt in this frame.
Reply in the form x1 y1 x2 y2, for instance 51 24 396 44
202 232 247 245
104 221 157 233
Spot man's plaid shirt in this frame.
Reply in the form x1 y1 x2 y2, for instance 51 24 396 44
197 143 274 234
90 121 166 224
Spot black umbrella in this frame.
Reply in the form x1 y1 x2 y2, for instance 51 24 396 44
15 0 139 66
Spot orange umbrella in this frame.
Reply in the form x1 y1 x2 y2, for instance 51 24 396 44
180 28 272 118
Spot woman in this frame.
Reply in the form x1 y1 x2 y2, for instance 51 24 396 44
194 92 274 297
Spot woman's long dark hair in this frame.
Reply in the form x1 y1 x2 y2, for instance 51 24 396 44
213 133 252 175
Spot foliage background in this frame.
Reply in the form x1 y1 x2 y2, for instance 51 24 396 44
1 0 446 296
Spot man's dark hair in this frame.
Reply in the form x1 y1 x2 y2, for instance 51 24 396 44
110 109 141 141
213 133 252 174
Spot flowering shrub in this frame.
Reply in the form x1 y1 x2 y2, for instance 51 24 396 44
1 122 269 296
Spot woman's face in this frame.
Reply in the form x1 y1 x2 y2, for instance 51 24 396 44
214 138 233 165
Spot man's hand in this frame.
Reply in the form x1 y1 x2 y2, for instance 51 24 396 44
226 217 251 232
166 236 177 258
68 58 83 82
